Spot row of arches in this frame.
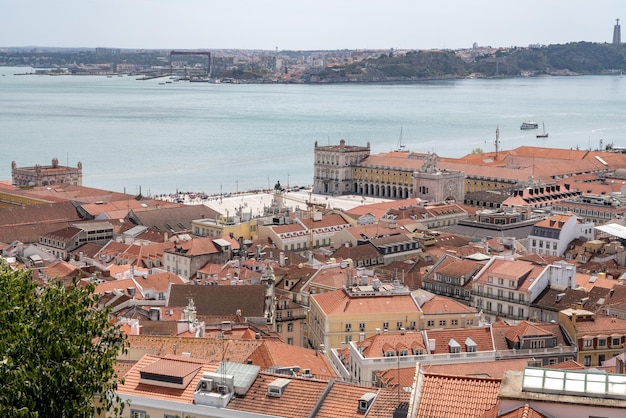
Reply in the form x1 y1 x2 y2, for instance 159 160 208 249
353 182 412 199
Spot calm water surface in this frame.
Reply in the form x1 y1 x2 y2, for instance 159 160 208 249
1 66 624 195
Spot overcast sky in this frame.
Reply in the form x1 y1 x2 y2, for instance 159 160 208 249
1 0 623 51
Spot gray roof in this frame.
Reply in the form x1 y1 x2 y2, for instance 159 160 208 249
167 284 266 318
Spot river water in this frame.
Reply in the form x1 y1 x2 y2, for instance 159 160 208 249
1 66 624 196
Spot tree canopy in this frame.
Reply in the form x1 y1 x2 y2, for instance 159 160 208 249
0 265 128 417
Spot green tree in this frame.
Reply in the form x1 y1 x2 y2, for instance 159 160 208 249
470 147 484 154
0 265 128 417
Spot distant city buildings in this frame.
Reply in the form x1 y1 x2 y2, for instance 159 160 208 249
11 158 82 187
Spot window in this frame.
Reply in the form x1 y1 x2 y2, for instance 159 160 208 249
451 319 458 326
598 339 606 347
548 358 558 365
287 323 293 332
439 320 446 326
287 337 294 345
409 321 416 330
612 337 621 347
466 319 474 326
382 322 389 330
345 323 352 332
427 320 435 327
583 355 592 366
584 339 593 348
276 324 282 333
131 411 147 418
530 339 545 349
359 323 366 332
396 321 403 330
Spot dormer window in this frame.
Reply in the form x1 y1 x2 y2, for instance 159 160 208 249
449 338 461 354
465 337 477 353
357 393 377 413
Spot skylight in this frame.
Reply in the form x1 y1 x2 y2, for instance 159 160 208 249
522 367 626 400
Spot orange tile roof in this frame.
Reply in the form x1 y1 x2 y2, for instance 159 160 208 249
126 335 263 363
346 198 425 218
568 312 626 335
420 295 479 315
357 332 426 358
260 339 337 378
416 373 501 418
425 327 495 354
138 272 185 293
305 266 352 291
545 359 585 370
365 387 411 418
116 354 217 404
533 214 575 229
314 381 379 418
312 289 420 316
503 321 553 343
496 403 549 418
94 278 142 299
226 372 329 417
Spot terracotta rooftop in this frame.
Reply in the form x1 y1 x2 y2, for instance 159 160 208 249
420 295 478 314
356 332 426 358
425 327 495 354
311 289 419 316
416 372 501 418
495 403 549 418
314 381 380 418
116 354 216 404
126 335 263 363
226 372 329 417
258 339 337 378
491 321 571 352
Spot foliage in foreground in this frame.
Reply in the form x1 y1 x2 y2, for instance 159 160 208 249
0 265 128 417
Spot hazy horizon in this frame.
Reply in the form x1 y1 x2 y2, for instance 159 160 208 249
1 1 623 51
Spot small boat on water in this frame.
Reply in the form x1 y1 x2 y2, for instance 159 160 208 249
536 121 549 138
520 121 539 130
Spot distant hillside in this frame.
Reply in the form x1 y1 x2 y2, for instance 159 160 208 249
305 42 626 82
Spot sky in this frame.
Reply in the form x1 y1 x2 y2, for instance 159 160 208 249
1 0 624 51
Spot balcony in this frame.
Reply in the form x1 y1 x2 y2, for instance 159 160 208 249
474 291 526 305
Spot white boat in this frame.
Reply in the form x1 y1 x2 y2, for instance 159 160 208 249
536 121 549 138
520 121 539 130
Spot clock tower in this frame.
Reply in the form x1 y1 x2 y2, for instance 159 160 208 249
412 153 464 203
